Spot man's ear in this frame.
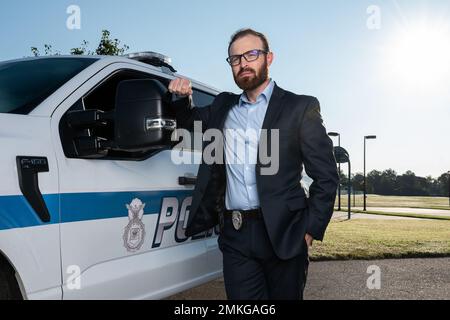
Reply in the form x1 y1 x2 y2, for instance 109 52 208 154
267 52 274 67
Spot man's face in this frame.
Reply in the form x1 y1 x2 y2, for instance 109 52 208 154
229 35 273 91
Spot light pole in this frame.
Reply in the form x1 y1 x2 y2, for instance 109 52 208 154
364 135 377 211
328 132 341 211
448 171 450 207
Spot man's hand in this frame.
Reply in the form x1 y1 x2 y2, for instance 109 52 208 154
305 233 314 249
168 77 193 97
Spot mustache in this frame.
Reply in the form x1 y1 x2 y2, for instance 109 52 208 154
238 68 255 76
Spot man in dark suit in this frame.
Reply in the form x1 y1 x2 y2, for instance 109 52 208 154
169 28 338 300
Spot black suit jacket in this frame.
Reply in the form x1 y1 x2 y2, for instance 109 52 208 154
172 83 338 260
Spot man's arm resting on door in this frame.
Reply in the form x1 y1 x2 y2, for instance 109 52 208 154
169 78 211 132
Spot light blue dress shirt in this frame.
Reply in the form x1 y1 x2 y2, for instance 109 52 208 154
223 79 275 210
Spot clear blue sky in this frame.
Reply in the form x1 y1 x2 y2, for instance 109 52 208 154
1 0 449 178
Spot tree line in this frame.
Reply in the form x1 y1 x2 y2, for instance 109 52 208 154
340 169 450 197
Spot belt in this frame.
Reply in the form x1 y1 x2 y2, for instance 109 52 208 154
224 208 262 219
222 208 262 231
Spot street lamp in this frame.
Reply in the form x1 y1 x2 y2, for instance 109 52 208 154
328 132 341 211
364 135 377 211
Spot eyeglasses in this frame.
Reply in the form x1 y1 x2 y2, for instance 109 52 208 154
226 49 268 66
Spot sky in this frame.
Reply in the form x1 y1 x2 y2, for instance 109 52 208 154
1 0 449 178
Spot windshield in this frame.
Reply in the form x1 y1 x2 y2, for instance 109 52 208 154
0 57 98 114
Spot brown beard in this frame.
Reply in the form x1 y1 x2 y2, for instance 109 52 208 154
233 58 269 91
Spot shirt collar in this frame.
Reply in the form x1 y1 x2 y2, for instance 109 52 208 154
239 79 275 107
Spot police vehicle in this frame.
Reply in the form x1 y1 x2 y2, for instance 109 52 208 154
0 52 223 299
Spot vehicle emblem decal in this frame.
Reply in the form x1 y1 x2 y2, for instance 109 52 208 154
123 198 146 252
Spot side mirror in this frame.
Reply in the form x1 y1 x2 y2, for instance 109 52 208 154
114 79 177 152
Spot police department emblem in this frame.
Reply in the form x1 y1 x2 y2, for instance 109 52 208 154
123 198 146 252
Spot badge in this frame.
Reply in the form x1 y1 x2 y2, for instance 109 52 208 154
123 198 146 252
232 210 243 230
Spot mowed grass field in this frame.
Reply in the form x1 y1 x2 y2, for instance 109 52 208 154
335 194 450 210
310 219 450 261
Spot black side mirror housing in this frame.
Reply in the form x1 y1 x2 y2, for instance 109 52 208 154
114 79 177 152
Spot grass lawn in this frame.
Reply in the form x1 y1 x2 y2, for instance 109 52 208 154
310 219 450 261
335 194 450 210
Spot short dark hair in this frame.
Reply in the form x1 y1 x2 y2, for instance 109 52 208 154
228 28 270 56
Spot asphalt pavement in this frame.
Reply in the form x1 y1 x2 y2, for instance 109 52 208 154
168 257 450 300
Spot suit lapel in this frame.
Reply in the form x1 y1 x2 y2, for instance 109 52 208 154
257 84 286 169
261 83 286 131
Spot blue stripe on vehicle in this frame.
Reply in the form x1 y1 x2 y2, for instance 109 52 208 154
0 190 193 231
0 194 59 230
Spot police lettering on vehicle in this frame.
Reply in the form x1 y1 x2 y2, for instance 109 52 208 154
151 196 219 248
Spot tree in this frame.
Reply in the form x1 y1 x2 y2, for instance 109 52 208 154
94 30 129 55
70 40 90 55
351 173 364 192
31 44 60 57
379 169 398 195
31 30 129 56
396 170 429 196
437 172 450 196
367 170 382 194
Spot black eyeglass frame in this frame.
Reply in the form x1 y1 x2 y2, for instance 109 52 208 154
226 49 269 66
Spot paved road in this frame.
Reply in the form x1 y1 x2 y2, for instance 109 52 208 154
305 258 450 300
168 258 450 300
332 211 423 220
352 207 450 218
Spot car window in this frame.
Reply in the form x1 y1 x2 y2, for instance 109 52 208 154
0 58 98 114
192 89 215 108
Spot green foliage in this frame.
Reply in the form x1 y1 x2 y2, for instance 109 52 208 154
31 30 129 56
94 30 129 56
70 40 89 55
31 44 60 56
351 169 450 197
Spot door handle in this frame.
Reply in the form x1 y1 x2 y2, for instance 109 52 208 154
16 156 51 222
178 176 197 186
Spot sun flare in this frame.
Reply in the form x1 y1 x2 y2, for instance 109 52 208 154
382 21 450 92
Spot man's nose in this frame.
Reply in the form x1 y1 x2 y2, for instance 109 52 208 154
239 56 248 69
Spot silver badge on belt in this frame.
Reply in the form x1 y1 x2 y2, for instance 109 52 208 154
232 211 243 230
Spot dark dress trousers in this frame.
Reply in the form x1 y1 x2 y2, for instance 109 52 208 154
172 83 338 299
